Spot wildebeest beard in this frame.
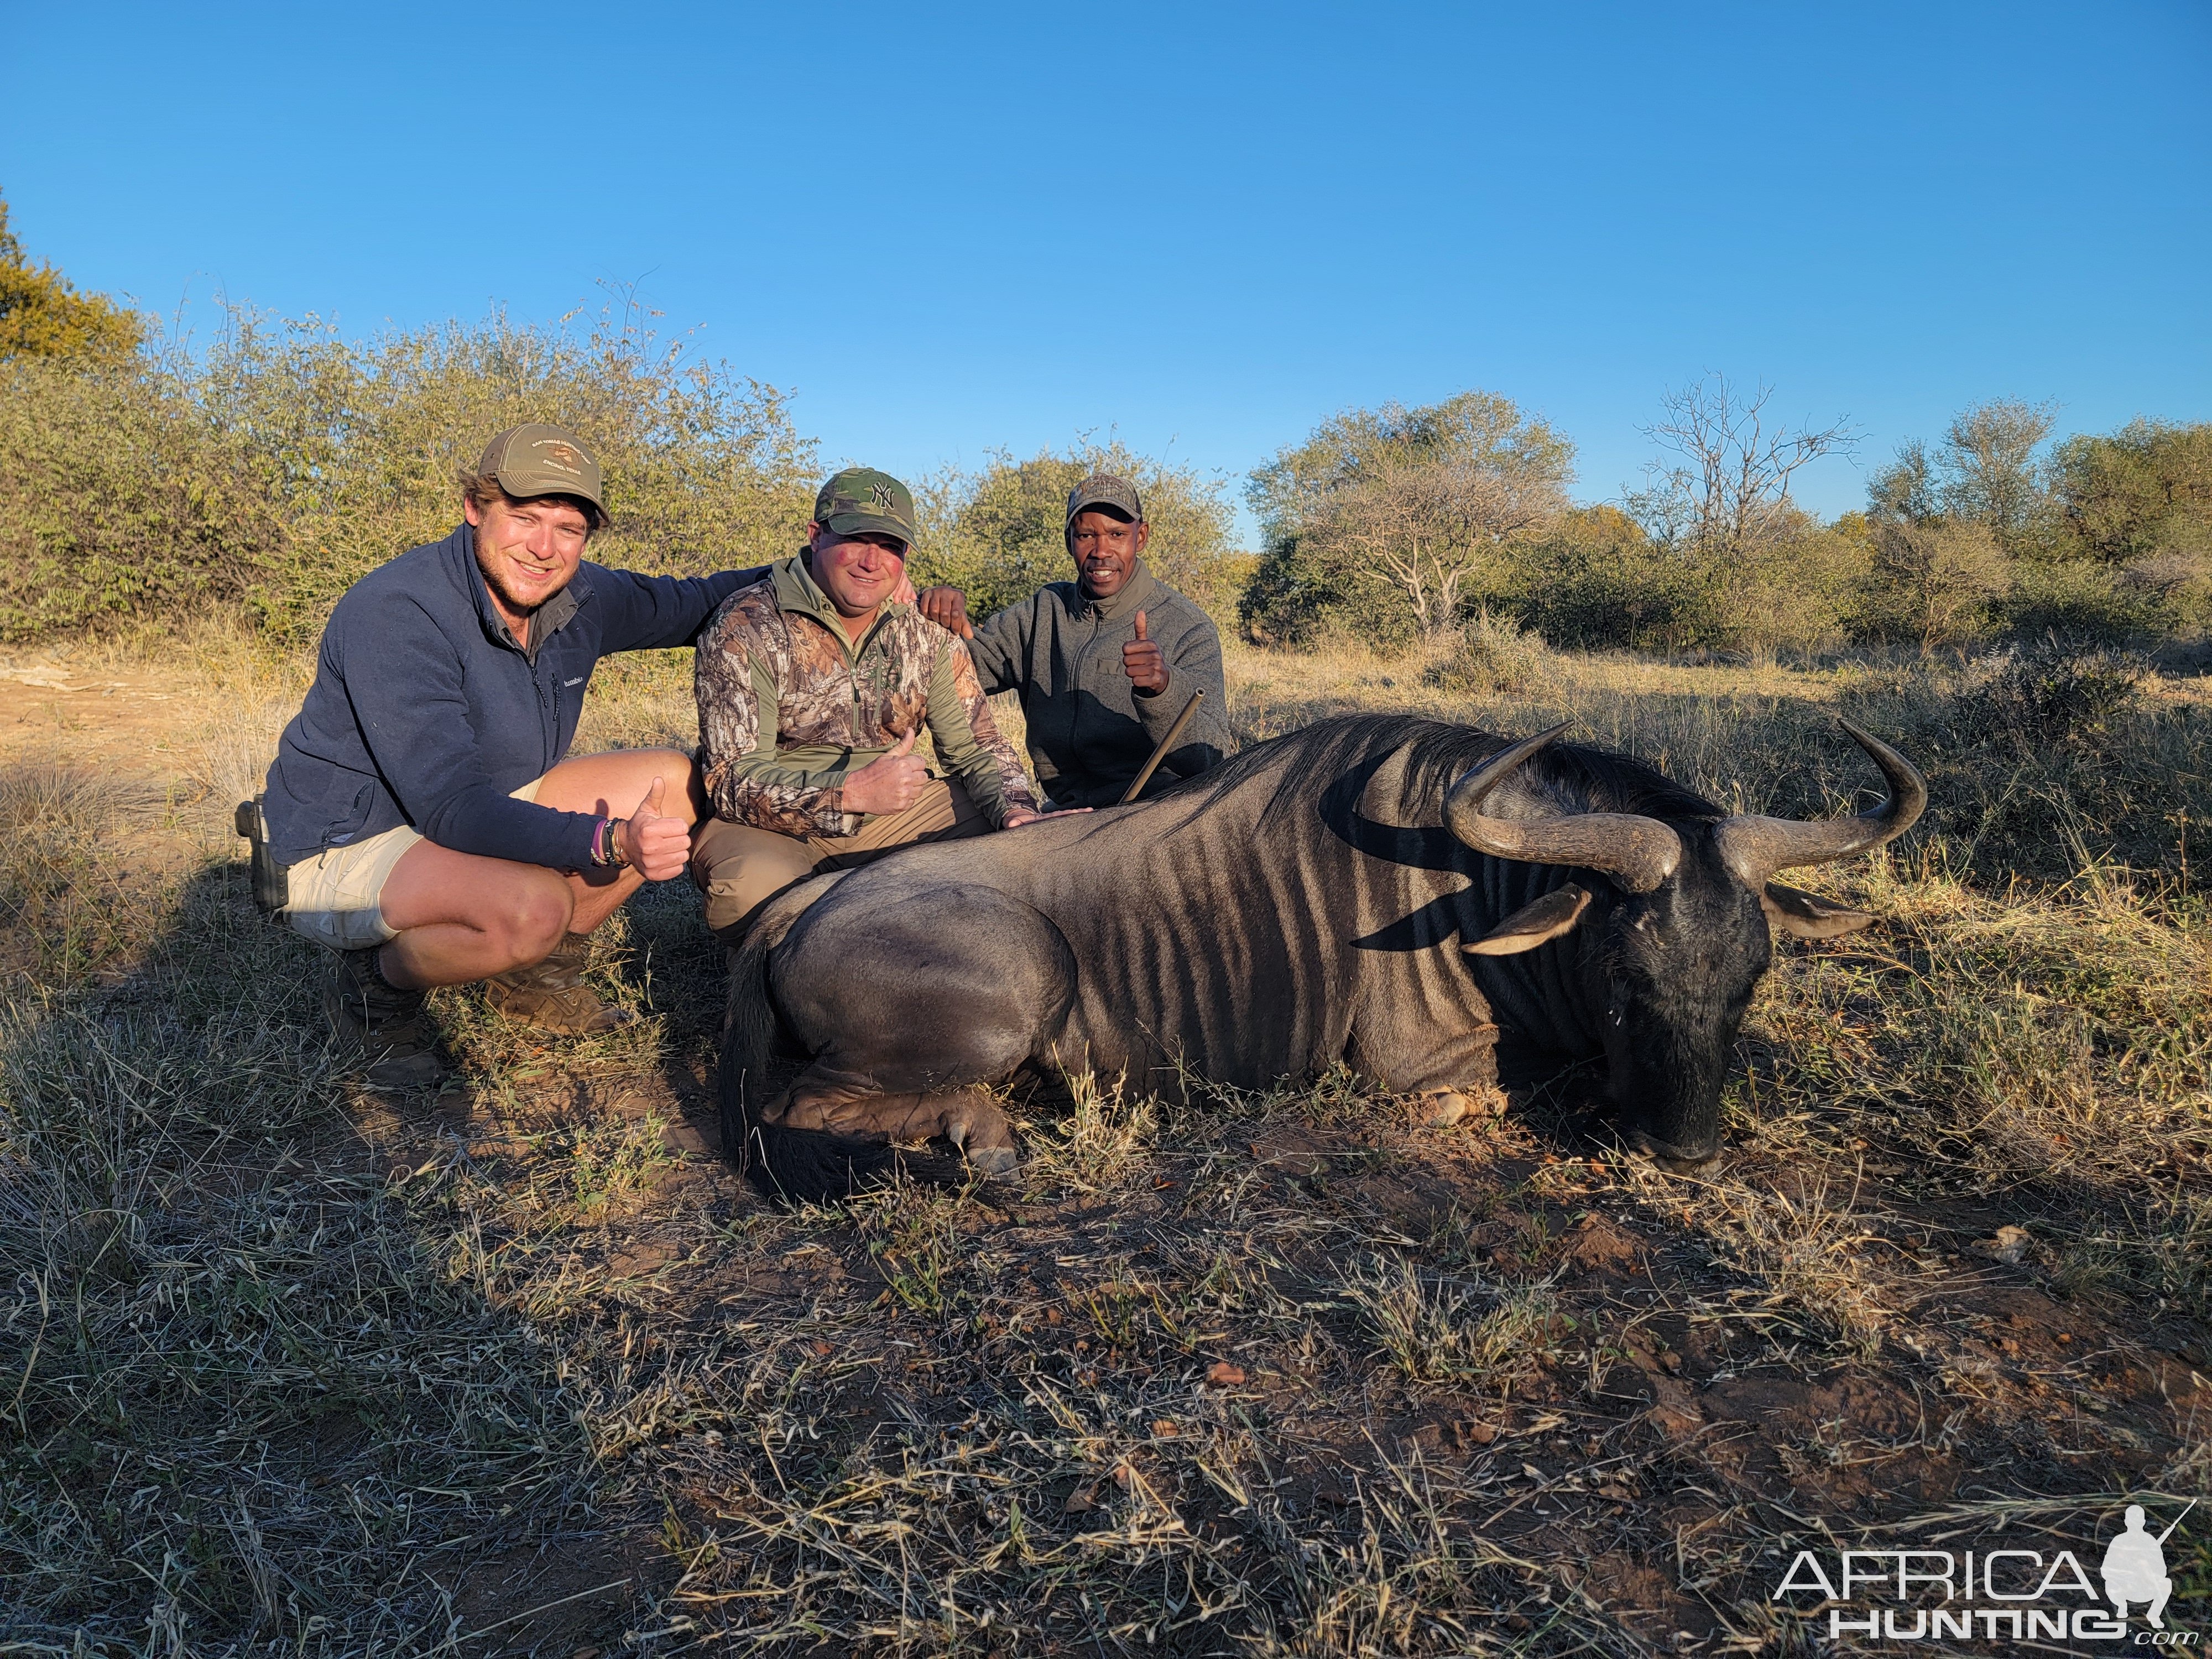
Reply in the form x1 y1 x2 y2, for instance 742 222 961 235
721 712 1919 1202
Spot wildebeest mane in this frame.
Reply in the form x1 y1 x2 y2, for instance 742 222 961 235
1173 713 1723 826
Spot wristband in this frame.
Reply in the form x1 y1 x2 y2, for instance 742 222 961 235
589 815 631 869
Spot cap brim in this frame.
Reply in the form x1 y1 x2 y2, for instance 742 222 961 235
818 512 912 550
1065 496 1140 528
493 469 608 518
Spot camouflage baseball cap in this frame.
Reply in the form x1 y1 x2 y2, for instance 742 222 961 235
474 423 607 520
813 467 916 550
1065 472 1145 531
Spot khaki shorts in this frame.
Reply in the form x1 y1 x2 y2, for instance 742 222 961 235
690 776 989 940
281 778 542 952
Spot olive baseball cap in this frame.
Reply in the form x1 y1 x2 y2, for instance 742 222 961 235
1065 472 1145 532
474 423 608 521
813 467 917 550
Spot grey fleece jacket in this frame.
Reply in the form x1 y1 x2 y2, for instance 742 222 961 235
966 560 1230 808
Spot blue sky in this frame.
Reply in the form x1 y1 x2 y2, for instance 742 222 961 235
3 2 2206 540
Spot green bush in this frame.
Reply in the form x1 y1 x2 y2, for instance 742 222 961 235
1417 611 1553 696
1944 641 2149 752
1512 505 1865 658
1514 507 1698 650
2047 419 2212 565
0 298 818 643
0 356 283 639
1851 517 2012 649
199 302 818 632
1995 559 2167 643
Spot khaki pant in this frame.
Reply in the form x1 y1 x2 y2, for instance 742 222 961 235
690 777 990 939
280 777 544 952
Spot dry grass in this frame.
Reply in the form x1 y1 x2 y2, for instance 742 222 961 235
1 630 2208 1655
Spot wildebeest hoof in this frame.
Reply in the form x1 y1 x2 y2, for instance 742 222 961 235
1626 1128 1722 1173
1421 1089 1470 1128
964 1144 1022 1175
1420 1084 1506 1128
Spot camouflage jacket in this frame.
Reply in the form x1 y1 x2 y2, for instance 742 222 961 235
696 555 1040 837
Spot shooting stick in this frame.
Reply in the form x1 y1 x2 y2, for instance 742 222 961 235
1120 690 1206 805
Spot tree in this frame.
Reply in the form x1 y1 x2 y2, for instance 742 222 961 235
1866 398 2060 560
1618 376 1860 658
1299 446 1565 636
1242 391 1573 643
1626 375 1854 564
1936 399 2058 554
2047 418 2212 563
0 190 140 360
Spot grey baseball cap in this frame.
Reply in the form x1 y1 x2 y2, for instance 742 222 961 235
1065 472 1145 532
474 423 608 521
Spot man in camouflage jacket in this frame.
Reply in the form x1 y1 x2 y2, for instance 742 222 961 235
690 466 1045 937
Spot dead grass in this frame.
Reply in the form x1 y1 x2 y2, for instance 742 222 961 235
1 635 2207 1654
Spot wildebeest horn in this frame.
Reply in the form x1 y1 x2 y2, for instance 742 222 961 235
1443 723 1683 894
1713 719 1927 890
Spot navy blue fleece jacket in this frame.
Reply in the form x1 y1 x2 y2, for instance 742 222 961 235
263 524 764 870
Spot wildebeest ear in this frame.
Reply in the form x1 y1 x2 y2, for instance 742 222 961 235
1761 882 1875 940
1465 884 1591 956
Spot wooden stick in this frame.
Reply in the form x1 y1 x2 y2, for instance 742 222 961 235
1120 690 1206 805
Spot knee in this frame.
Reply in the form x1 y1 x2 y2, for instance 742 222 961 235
691 819 814 931
492 879 572 967
643 749 705 823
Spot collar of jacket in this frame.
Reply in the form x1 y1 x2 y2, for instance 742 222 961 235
773 551 911 657
1077 557 1161 622
455 522 591 658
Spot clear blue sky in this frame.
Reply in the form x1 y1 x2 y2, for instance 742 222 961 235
4 2 2206 539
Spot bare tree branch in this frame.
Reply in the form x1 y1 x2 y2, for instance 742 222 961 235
1630 374 1856 561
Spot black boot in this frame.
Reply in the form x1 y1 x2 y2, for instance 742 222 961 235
325 946 444 1089
485 935 634 1034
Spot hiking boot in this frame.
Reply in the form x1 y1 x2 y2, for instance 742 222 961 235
325 946 445 1089
484 934 634 1034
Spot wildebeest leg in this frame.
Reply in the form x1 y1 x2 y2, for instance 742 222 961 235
737 881 1076 1200
1351 1012 1507 1127
766 1067 1020 1173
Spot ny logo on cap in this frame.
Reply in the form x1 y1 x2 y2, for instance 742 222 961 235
868 482 896 509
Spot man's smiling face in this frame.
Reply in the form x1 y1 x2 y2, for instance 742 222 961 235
807 526 909 619
1069 509 1150 600
466 492 592 618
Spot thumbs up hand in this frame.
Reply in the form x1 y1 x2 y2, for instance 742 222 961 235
1121 609 1169 696
617 775 692 881
839 728 928 817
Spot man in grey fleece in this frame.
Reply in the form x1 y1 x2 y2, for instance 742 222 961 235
917 473 1230 807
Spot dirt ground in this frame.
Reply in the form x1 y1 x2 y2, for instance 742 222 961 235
3 646 2206 1657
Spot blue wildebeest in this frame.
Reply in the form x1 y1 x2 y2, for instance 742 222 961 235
720 713 1924 1200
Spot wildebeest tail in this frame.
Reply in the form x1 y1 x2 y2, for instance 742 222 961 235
717 875 964 1202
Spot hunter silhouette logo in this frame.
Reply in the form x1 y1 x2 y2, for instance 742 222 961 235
1770 1497 2195 1644
2106 1501 2190 1629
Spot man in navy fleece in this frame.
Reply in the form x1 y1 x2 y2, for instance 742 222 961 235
257 423 786 1086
